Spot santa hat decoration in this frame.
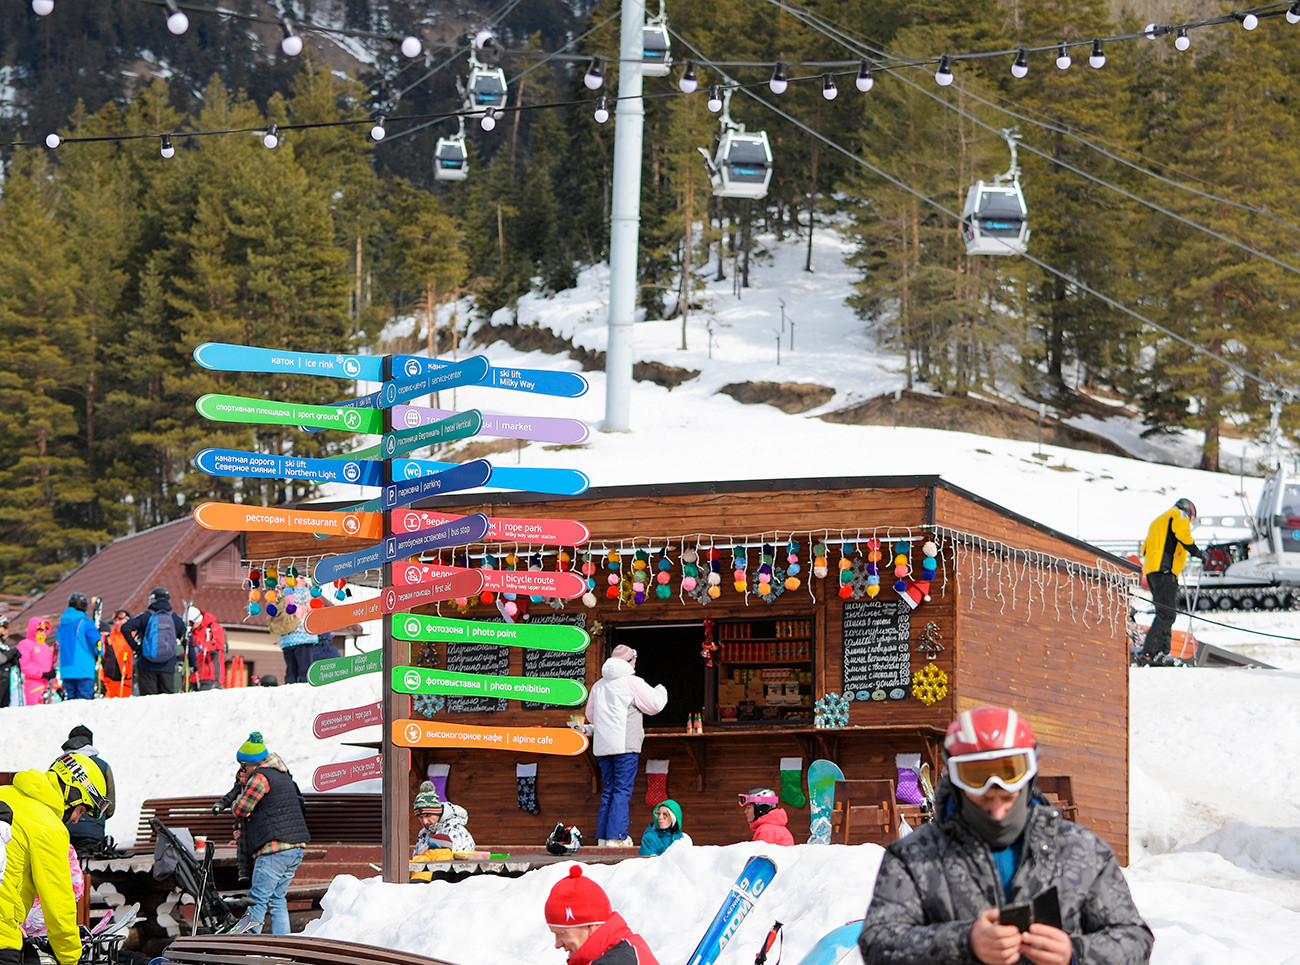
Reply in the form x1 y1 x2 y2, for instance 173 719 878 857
898 578 931 610
544 865 612 928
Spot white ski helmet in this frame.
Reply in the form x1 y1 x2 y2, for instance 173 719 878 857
185 605 202 625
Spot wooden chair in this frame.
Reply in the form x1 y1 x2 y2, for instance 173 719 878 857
1036 775 1079 821
831 779 898 846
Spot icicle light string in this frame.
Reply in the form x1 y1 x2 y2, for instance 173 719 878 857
664 28 1293 398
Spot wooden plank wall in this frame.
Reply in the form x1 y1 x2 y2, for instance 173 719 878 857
933 487 1133 864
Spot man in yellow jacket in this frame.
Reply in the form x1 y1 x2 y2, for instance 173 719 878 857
1136 497 1202 666
0 752 109 965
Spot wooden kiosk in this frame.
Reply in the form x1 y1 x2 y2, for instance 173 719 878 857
245 475 1137 865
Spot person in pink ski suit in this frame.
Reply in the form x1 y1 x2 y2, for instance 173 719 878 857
18 617 56 705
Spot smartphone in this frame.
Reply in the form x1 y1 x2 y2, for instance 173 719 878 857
1031 886 1062 930
1000 902 1033 932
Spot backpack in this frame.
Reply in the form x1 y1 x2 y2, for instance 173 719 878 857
143 612 178 662
102 639 122 681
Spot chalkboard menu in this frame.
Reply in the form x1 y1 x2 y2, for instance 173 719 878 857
520 614 588 711
841 600 911 702
444 643 510 713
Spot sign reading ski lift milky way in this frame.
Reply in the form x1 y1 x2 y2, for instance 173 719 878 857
312 513 491 584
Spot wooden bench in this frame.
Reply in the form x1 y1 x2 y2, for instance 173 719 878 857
162 933 460 965
1036 775 1080 822
831 778 898 846
137 794 383 881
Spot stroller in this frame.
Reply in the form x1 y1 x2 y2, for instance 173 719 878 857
150 819 243 934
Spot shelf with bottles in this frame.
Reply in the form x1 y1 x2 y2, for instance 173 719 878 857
718 618 813 640
718 640 811 663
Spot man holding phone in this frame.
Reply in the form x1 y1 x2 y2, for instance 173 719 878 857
859 706 1152 964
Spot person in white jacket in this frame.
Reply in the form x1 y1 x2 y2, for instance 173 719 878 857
584 644 667 846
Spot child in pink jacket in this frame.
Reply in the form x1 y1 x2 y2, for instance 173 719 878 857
18 616 56 705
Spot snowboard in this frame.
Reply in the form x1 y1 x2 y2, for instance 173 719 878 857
685 855 778 965
796 920 864 965
221 910 256 934
807 759 845 845
91 901 140 938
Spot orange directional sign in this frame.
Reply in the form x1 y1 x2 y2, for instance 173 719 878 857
193 501 381 540
303 570 486 634
390 719 590 756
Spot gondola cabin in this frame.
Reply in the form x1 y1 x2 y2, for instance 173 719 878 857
463 64 508 116
960 181 1029 256
433 135 468 181
706 130 773 200
642 21 672 76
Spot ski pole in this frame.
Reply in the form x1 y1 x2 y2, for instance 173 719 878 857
194 839 215 935
754 921 783 965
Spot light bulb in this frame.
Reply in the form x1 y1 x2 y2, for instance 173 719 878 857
480 108 496 132
1143 23 1159 39
263 125 279 149
281 20 303 57
1056 43 1071 70
167 10 189 34
32 0 55 16
821 73 838 100
583 57 604 91
856 60 874 92
593 96 609 124
1240 12 1258 30
400 35 422 58
1289 2 1300 24
1175 28 1191 50
370 117 386 141
705 86 721 112
45 133 61 148
769 62 788 95
1011 47 1028 78
934 54 953 87
160 133 175 158
678 60 698 93
1089 39 1105 68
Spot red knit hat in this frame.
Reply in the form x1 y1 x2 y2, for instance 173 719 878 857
545 866 612 928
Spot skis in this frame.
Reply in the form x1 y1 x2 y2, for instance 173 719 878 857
90 901 141 938
807 760 845 845
795 921 863 965
686 855 778 965
919 762 937 821
221 910 256 935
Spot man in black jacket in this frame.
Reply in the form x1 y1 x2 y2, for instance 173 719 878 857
61 724 120 857
121 587 191 695
860 706 1152 965
229 732 310 934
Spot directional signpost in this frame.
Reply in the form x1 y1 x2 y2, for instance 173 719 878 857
190 340 593 881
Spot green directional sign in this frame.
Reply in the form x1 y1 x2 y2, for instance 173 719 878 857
393 614 589 652
309 649 383 686
197 394 383 434
392 666 588 706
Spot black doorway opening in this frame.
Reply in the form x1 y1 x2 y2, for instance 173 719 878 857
607 623 707 730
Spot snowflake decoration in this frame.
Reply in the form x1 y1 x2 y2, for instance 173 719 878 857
412 693 445 717
911 664 948 706
814 691 850 728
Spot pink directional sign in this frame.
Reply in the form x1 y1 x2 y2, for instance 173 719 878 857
390 509 590 545
393 562 587 598
313 755 383 791
312 702 384 739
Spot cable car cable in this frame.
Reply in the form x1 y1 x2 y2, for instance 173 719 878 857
760 0 1300 278
667 30 1285 394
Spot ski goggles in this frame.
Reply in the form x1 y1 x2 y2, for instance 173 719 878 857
947 747 1038 796
738 792 779 807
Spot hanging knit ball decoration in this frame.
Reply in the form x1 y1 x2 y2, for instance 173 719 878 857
247 602 262 615
265 603 278 617
582 561 596 576
503 601 518 617
923 557 938 576
683 548 699 564
813 556 828 579
285 602 297 614
894 563 909 578
922 540 938 557
655 584 672 599
264 590 278 604
784 576 801 591
479 591 494 605
608 573 619 586
658 558 672 571
308 597 323 609
248 588 261 602
707 572 721 586
911 663 948 706
606 585 620 599
708 585 721 598
310 585 322 598
867 584 880 598
894 579 907 592
814 691 850 729
582 591 597 607
839 585 853 599
839 567 854 585
682 576 697 592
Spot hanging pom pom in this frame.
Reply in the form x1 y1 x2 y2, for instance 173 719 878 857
247 602 262 615
582 591 597 607
838 585 853 599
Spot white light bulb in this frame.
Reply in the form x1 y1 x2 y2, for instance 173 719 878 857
593 99 609 124
1241 13 1258 29
480 110 496 132
707 87 722 112
855 70 874 92
769 63 788 95
160 135 175 158
400 35 422 58
1056 45 1072 70
1175 29 1191 50
263 131 279 149
167 11 189 35
934 55 953 87
45 133 61 148
822 75 838 100
1289 8 1300 25
1011 62 1028 78
583 59 604 91
370 122 386 141
281 34 303 56
32 0 55 16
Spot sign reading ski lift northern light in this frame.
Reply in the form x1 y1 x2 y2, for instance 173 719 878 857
190 341 595 834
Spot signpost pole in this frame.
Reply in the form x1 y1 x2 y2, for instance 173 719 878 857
380 353 409 883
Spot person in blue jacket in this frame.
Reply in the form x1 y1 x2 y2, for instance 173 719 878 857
638 799 691 856
57 593 101 700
